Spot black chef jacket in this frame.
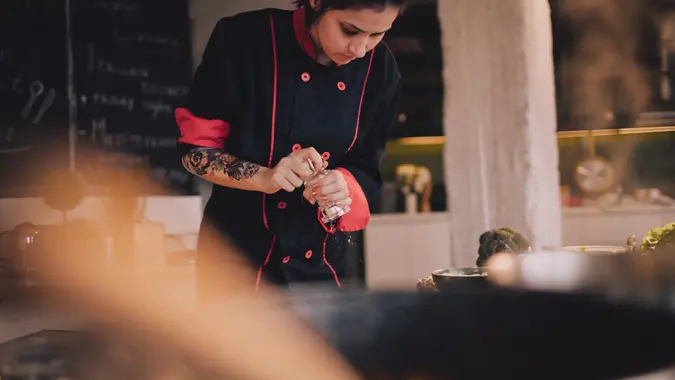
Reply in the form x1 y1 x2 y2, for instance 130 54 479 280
176 7 401 291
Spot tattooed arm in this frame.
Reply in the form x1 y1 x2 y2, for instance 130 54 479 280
181 147 271 192
180 142 323 194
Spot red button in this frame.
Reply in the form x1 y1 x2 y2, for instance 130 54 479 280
337 81 346 91
321 152 330 160
301 72 311 82
282 256 290 263
305 250 313 259
292 143 301 152
277 202 287 209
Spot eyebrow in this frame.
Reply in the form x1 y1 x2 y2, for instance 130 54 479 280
342 21 391 35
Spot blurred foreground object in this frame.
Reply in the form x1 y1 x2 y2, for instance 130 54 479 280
41 170 85 213
28 228 360 380
11 229 675 379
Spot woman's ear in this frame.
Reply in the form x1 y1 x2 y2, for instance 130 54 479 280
309 0 319 10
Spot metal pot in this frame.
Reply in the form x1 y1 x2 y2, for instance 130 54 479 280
431 267 490 292
562 245 629 254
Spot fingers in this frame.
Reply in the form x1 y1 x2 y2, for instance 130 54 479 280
303 187 315 205
272 147 331 194
290 147 323 176
309 170 350 203
270 166 301 192
274 157 306 191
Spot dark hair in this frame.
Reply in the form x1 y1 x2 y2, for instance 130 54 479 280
293 0 408 25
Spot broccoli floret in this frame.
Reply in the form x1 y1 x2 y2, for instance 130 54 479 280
641 222 675 253
476 227 531 267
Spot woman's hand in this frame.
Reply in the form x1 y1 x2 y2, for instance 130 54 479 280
303 170 352 208
257 147 324 194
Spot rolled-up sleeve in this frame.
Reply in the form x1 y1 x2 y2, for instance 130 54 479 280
176 17 241 150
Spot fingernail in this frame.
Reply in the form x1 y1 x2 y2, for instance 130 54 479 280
311 191 318 197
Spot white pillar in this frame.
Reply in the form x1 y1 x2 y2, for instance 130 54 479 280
438 0 562 267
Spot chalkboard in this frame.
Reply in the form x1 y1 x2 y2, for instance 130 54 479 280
0 0 194 197
0 0 70 195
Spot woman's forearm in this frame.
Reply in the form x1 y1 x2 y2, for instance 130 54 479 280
181 147 269 192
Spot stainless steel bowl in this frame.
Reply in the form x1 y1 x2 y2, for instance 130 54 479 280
431 267 490 291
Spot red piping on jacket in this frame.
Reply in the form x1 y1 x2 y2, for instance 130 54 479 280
322 233 341 288
293 7 315 59
345 50 374 153
319 52 373 288
256 13 280 291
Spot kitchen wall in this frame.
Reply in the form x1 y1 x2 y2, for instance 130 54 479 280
189 0 293 66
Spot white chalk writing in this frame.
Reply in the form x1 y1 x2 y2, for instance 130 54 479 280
141 82 188 97
91 117 107 142
97 59 149 78
142 99 172 119
32 88 55 124
101 134 176 149
93 93 135 112
117 33 180 47
20 81 44 119
0 48 57 140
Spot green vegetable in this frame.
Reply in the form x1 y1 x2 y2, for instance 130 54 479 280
476 227 531 267
641 222 675 253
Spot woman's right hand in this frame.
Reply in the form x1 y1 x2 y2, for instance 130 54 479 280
258 147 324 194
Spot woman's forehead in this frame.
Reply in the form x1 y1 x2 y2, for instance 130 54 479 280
329 6 400 33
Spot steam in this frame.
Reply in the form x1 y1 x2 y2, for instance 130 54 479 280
556 0 651 130
554 0 663 193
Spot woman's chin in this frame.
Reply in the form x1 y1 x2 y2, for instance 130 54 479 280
331 54 355 65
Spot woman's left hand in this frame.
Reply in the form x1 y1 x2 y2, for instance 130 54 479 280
303 170 352 207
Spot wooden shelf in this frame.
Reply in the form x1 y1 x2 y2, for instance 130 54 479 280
388 125 675 147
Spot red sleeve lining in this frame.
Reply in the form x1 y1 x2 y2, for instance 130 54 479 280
176 108 231 148
334 168 371 232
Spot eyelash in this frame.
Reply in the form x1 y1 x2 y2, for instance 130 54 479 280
341 26 358 36
341 26 384 38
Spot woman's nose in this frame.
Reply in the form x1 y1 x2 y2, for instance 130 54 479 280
349 40 368 58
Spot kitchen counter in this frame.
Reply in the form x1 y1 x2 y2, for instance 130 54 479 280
364 205 675 289
0 266 196 344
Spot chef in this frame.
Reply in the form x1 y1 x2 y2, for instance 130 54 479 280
176 0 406 295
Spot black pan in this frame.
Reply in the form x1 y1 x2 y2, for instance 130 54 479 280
288 286 675 380
2 286 675 380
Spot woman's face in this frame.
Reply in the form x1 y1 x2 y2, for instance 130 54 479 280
309 3 401 65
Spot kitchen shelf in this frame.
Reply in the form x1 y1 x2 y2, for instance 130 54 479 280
387 125 675 148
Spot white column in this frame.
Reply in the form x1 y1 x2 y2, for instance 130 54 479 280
438 0 562 267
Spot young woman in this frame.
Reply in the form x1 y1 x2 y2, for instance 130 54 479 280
176 0 406 294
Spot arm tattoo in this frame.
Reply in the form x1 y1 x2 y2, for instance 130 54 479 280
182 147 261 181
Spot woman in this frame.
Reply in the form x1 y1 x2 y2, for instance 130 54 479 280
176 0 406 294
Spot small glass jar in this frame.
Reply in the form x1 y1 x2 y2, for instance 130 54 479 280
305 159 350 224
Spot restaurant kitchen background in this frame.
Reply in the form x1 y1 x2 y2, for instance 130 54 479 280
1 0 675 287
